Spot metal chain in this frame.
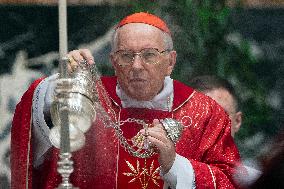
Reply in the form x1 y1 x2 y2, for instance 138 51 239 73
119 118 146 126
90 64 155 158
113 120 155 158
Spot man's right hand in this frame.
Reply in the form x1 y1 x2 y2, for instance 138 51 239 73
66 49 95 73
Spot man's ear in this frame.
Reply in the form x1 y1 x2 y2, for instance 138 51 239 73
233 111 242 135
109 53 114 66
166 50 177 76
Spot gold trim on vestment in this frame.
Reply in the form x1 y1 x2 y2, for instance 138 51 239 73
26 110 33 189
172 90 196 112
207 165 217 189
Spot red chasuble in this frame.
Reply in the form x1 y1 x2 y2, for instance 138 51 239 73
11 76 242 189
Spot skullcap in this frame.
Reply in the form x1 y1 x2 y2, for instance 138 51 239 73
116 12 171 35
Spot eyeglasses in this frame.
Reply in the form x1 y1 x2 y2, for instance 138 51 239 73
113 48 170 66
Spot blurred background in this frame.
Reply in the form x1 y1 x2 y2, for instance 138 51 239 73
0 0 283 188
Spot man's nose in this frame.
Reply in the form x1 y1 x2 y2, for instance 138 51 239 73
131 54 144 69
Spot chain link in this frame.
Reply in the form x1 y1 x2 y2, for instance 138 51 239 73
119 118 146 126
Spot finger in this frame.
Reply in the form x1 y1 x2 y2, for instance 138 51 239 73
141 124 166 136
147 135 169 153
70 57 78 70
149 129 169 144
141 127 168 144
69 50 84 63
80 49 94 65
153 119 160 125
139 122 163 135
152 119 165 130
66 54 78 73
141 122 165 134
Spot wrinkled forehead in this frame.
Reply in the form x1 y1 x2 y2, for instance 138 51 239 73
116 23 164 36
112 23 167 50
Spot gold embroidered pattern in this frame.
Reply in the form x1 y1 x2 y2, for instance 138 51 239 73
123 159 160 189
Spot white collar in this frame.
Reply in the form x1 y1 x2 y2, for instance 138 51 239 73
116 76 173 111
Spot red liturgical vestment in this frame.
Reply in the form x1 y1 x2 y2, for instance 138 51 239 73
11 76 242 189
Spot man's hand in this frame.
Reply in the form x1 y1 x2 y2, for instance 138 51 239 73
66 49 95 73
141 119 176 173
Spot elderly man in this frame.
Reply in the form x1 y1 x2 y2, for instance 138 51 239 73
11 13 242 189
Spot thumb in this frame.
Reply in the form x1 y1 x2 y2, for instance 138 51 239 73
152 119 160 125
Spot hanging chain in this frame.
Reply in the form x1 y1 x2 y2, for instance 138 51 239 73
114 118 155 158
90 64 155 158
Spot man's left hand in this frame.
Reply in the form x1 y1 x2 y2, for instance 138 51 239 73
141 119 176 173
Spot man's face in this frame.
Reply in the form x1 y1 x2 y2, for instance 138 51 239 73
110 23 176 101
205 88 242 137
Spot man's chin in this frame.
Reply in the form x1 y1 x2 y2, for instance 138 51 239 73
128 90 154 101
129 83 147 90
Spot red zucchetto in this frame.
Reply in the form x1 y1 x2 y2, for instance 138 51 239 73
116 12 171 35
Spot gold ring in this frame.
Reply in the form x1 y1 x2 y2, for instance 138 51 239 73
67 56 76 64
